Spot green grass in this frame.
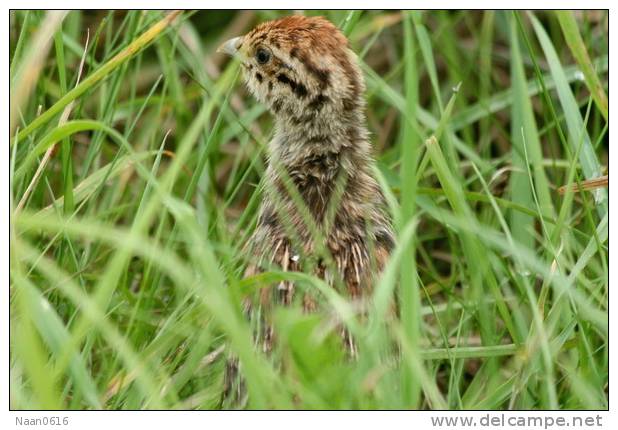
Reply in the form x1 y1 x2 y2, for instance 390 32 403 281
9 10 608 410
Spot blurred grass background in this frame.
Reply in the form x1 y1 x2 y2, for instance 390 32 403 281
9 10 608 410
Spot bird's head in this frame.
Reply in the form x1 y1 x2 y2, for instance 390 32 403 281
217 15 365 128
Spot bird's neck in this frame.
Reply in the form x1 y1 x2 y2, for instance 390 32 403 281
270 107 370 170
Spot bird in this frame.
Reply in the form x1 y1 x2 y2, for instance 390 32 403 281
218 15 394 345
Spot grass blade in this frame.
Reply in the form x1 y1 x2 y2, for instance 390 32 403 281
556 11 608 120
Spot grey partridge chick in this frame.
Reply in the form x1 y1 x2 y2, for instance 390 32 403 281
219 15 394 316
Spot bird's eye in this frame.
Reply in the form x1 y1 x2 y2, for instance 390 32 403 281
255 48 271 65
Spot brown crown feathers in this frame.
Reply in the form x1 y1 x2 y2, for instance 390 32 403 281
218 15 394 305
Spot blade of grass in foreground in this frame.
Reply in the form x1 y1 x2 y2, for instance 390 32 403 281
10 11 67 135
556 11 608 121
16 120 145 181
17 274 102 408
53 24 75 214
421 344 519 360
397 11 422 409
11 251 63 409
508 15 555 249
340 10 363 37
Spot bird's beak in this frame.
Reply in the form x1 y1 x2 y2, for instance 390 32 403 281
217 36 244 58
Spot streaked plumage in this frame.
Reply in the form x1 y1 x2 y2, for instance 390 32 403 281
220 15 394 307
